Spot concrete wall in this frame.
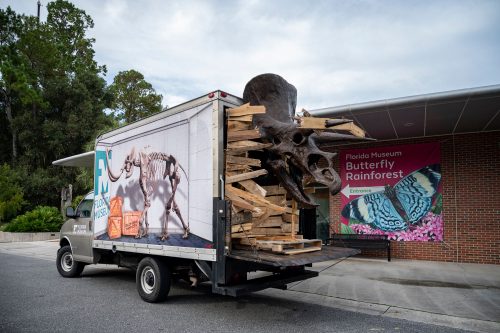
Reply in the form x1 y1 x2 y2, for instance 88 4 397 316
327 131 500 264
0 231 60 243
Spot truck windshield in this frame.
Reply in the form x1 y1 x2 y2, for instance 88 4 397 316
77 199 93 218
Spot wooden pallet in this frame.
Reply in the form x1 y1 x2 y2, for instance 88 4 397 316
236 238 322 255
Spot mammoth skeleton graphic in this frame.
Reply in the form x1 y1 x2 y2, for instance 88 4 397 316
105 147 189 240
243 74 370 208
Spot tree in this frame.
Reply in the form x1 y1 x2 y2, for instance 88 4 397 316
0 164 25 223
0 1 115 208
109 69 163 123
0 8 44 163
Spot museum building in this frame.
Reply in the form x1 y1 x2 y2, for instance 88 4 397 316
309 84 500 264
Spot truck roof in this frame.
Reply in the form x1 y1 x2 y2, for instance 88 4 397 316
98 90 241 142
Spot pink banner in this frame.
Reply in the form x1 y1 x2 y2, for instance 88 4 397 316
340 143 443 241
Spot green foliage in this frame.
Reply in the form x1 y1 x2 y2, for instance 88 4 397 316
0 164 26 222
0 1 116 210
109 69 163 123
0 2 165 214
340 223 354 234
431 193 443 215
4 206 63 232
71 194 85 209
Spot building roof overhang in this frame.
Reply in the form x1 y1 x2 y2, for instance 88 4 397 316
309 84 500 141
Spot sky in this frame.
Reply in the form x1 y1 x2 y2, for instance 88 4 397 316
3 0 500 111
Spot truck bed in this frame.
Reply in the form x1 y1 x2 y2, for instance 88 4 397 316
228 246 360 267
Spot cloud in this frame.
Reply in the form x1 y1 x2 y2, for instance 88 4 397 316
4 0 500 110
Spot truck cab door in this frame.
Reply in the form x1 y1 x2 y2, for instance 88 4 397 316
70 196 94 262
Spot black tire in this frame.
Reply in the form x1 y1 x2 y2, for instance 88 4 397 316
56 245 85 277
136 257 171 303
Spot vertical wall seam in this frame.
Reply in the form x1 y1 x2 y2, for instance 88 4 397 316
452 134 459 263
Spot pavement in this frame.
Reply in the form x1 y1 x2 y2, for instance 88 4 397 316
0 240 499 333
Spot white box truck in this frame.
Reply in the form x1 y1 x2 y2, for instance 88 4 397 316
53 90 357 302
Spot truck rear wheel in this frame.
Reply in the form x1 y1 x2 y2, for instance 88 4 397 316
136 257 171 303
56 245 85 277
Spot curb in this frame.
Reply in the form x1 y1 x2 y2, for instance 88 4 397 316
261 289 500 333
0 231 60 243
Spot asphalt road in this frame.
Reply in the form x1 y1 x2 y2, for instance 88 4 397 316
0 253 473 333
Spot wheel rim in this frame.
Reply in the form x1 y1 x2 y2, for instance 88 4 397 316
141 266 156 294
60 252 73 272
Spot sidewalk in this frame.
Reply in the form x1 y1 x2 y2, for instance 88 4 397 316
262 257 500 333
1 241 499 332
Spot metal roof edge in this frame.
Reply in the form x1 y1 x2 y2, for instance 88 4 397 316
310 84 500 117
52 151 95 167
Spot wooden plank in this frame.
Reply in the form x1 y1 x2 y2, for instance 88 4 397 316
226 141 272 154
255 235 303 241
251 207 267 218
266 195 286 205
291 199 297 239
236 237 257 246
282 213 295 223
251 227 289 235
227 103 266 117
231 232 266 238
231 211 252 225
261 185 287 196
256 238 321 246
281 223 299 233
269 210 284 217
226 155 261 167
254 216 283 228
227 114 253 122
285 207 300 215
327 122 365 138
227 120 251 131
227 129 261 142
296 117 328 129
251 208 270 225
226 163 252 172
238 179 267 197
231 223 252 233
225 191 257 212
271 242 304 252
296 117 365 138
227 140 264 148
283 247 322 255
225 185 286 213
226 169 268 183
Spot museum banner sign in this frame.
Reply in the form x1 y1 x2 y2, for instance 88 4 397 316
340 142 443 241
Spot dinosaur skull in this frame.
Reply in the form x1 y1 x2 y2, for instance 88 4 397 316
243 74 343 208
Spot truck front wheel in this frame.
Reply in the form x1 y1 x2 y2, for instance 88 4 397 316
136 257 171 303
56 245 85 277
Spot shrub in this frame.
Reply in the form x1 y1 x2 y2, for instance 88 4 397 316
4 206 64 232
0 164 26 223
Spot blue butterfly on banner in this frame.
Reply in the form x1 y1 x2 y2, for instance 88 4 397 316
341 164 442 232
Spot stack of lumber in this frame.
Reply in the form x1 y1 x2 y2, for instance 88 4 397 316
224 104 366 255
224 103 317 255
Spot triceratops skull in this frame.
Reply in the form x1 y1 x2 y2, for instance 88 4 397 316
243 73 367 208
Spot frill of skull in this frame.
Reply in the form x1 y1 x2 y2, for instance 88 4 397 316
242 73 344 209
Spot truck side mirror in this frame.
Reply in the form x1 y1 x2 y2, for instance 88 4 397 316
66 207 77 218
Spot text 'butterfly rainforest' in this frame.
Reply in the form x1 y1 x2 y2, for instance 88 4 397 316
341 164 442 232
